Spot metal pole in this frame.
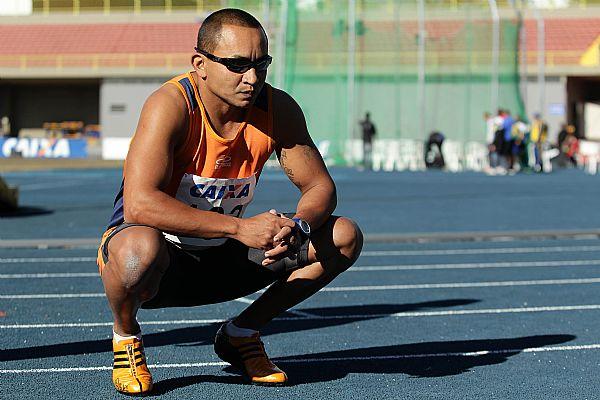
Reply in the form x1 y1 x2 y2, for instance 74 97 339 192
348 0 356 144
535 7 545 118
275 0 288 90
263 0 271 34
488 0 499 115
417 0 426 140
516 0 527 111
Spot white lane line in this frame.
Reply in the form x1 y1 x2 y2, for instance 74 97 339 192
2 304 600 329
0 257 95 264
3 243 600 264
2 343 600 374
4 277 600 299
3 260 600 277
321 278 600 292
0 273 97 279
1 244 599 264
361 245 600 257
0 293 105 299
223 297 319 318
351 259 600 272
18 181 88 191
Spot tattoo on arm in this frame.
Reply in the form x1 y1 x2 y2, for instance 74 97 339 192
302 144 319 161
280 148 296 182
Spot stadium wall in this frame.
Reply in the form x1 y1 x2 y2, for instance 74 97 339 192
100 78 162 159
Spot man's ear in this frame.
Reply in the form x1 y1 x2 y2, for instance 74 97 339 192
192 54 207 79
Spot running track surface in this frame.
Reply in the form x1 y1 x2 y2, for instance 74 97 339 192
1 167 599 399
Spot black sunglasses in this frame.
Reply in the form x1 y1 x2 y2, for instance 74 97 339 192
195 48 272 73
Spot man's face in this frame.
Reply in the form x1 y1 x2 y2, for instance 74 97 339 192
198 24 268 108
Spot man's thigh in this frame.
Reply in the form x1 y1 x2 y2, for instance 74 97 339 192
141 239 280 309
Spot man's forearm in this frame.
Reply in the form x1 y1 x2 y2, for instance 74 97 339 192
293 183 336 230
124 189 239 239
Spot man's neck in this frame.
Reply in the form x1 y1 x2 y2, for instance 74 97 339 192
196 79 247 139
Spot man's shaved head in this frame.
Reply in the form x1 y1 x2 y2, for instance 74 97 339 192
196 8 267 53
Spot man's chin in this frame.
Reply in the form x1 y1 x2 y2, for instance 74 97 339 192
236 98 254 109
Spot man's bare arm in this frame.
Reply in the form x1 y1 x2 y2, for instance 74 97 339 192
273 88 337 230
123 85 294 249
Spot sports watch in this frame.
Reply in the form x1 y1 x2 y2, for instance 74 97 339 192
292 217 311 237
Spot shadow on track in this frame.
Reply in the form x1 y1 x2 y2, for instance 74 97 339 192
0 299 477 362
151 334 575 394
0 206 53 218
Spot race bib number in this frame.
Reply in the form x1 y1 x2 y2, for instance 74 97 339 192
163 173 256 248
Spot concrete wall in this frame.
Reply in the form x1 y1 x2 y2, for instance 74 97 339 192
521 75 567 144
100 78 163 138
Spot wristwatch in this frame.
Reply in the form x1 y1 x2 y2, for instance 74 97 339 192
292 217 311 237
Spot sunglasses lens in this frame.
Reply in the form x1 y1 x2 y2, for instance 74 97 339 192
222 56 272 73
256 57 272 71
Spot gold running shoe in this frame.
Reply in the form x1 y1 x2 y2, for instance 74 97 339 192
112 337 153 396
214 324 288 386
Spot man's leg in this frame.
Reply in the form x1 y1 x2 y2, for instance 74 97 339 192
213 216 362 385
232 216 363 331
101 226 170 336
99 226 170 395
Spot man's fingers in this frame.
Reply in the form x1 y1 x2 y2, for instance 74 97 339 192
273 226 293 242
263 243 290 265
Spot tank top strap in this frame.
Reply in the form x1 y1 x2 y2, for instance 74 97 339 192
164 72 199 114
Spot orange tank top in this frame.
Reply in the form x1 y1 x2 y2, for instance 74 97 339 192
163 72 275 248
107 72 275 249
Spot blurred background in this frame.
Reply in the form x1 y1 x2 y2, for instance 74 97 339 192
0 0 599 171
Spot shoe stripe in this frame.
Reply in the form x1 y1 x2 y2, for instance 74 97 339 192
113 354 144 363
113 350 127 355
113 365 130 369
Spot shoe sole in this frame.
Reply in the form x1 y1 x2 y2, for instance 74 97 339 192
115 389 152 397
215 331 287 386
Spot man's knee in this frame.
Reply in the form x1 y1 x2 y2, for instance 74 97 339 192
104 228 168 296
332 216 363 266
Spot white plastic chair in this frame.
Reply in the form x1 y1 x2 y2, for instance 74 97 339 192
577 140 600 175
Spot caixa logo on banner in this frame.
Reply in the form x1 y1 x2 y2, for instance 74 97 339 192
0 138 87 158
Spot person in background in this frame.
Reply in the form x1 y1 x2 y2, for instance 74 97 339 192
511 115 529 172
500 109 515 171
359 112 377 170
560 124 579 167
529 113 548 172
1 116 10 137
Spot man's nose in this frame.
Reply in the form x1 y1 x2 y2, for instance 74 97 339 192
242 67 258 85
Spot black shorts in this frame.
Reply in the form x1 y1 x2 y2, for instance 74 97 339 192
98 223 311 309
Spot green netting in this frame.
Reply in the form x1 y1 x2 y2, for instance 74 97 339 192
263 1 525 164
29 0 526 165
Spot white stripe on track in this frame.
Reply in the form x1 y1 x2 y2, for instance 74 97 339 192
352 259 600 272
18 181 88 191
4 277 600 299
0 273 97 279
2 343 600 374
2 304 600 329
2 260 599 278
0 257 95 264
0 293 105 299
321 277 600 292
361 245 600 257
234 296 317 318
3 243 600 264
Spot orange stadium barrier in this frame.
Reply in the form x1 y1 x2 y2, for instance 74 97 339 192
0 50 596 73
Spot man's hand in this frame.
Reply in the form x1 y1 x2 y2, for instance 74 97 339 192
235 210 296 251
261 211 303 266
